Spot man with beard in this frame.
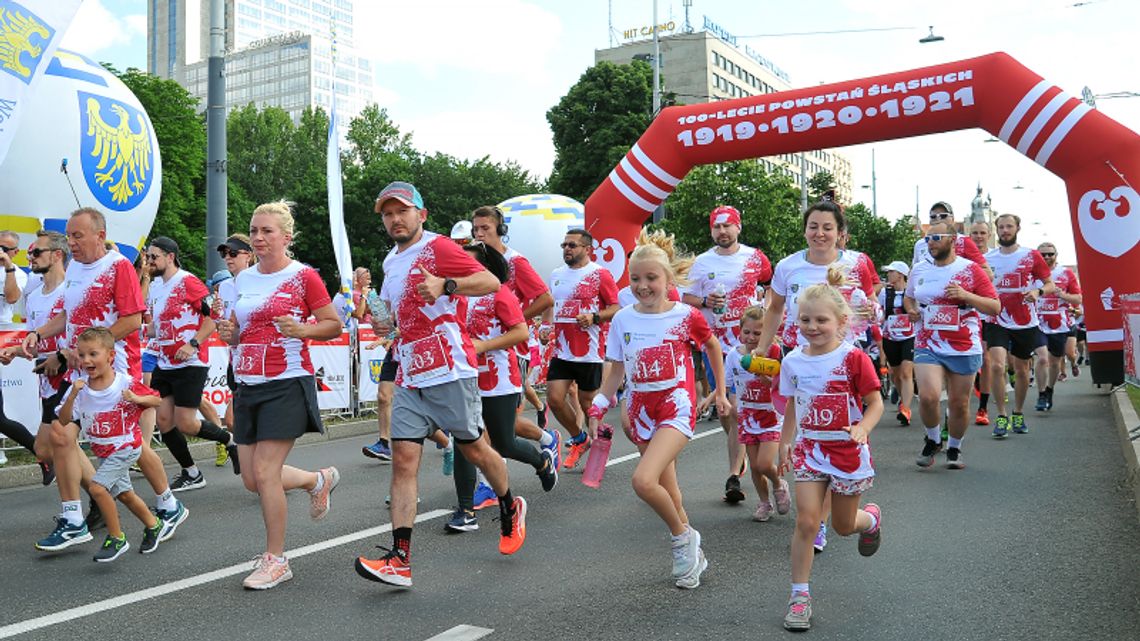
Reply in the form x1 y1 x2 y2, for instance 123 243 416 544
905 223 999 469
983 214 1054 438
540 229 620 469
969 222 994 425
911 202 989 271
145 237 239 490
682 206 772 504
1032 243 1082 411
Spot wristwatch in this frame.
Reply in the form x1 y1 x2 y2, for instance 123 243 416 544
592 312 602 326
188 338 200 349
1037 288 1045 297
4 267 14 273
443 278 458 296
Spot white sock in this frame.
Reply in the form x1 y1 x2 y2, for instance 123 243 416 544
62 500 83 525
865 509 879 532
311 471 325 494
538 430 554 446
270 553 287 564
925 426 941 443
948 436 963 449
792 582 810 597
186 465 201 477
155 490 177 512
670 529 688 544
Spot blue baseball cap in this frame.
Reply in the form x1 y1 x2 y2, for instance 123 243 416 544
207 270 231 288
376 181 424 209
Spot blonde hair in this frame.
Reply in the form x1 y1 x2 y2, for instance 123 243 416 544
251 201 296 236
628 228 695 286
77 326 115 350
797 275 851 325
741 304 765 325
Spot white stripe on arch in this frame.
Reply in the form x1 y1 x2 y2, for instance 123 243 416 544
1034 102 1092 167
631 144 681 187
998 80 1051 143
1014 91 1071 155
608 170 657 212
1087 328 1124 343
619 157 670 200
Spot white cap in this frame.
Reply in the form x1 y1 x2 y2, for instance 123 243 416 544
882 260 910 276
450 220 473 241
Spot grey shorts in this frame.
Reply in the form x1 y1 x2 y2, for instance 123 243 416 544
93 446 141 498
392 377 482 443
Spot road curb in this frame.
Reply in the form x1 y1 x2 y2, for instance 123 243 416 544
0 418 378 491
1110 387 1140 522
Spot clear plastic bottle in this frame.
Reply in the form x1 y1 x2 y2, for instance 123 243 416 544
712 283 727 315
581 424 614 488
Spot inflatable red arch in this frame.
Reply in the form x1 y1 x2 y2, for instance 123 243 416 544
585 52 1140 385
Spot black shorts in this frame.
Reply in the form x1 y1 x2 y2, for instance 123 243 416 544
1043 332 1069 358
233 376 324 445
547 357 603 392
883 337 915 367
984 323 1045 360
226 363 237 392
379 347 397 383
1075 327 1087 342
40 381 71 425
151 366 209 408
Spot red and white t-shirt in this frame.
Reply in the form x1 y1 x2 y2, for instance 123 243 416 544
503 247 549 357
380 231 484 389
771 250 871 349
849 250 881 287
232 261 331 385
550 262 619 363
62 251 146 380
24 280 67 398
984 246 1052 329
913 234 988 267
68 373 157 458
617 285 680 308
148 270 210 369
726 343 783 437
1038 265 1081 335
467 285 526 397
779 342 879 480
685 245 772 351
878 286 915 342
906 257 995 356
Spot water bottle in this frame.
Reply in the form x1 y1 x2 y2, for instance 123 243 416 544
712 283 727 315
581 424 614 488
367 290 396 339
741 354 781 376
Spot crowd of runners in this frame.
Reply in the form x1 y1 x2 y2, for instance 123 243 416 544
0 183 1083 632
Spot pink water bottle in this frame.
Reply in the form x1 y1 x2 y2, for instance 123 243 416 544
581 424 614 488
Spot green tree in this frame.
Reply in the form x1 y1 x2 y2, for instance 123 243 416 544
345 104 414 167
226 104 297 208
807 170 836 202
657 160 804 261
110 65 207 274
547 60 657 202
843 202 920 269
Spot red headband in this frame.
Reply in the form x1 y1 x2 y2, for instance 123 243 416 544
709 205 742 228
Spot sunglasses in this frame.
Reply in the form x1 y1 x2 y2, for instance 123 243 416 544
145 253 163 262
560 242 583 249
924 234 948 242
929 212 952 221
0 246 15 253
1040 252 1055 257
218 248 248 258
29 248 53 258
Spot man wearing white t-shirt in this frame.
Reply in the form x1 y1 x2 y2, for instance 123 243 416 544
0 230 29 324
910 202 989 272
682 205 772 504
1032 243 1082 411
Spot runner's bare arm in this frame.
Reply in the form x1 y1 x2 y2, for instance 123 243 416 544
22 309 67 356
473 322 528 355
416 267 497 304
703 335 732 416
755 291 786 355
521 292 553 321
275 303 341 341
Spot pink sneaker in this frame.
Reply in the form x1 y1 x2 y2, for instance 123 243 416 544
858 503 882 557
310 467 340 521
752 500 773 522
773 479 791 515
242 553 293 590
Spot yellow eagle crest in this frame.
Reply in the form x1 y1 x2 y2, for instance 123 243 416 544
85 98 152 206
0 4 50 81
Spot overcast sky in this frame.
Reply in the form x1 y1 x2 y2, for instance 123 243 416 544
68 0 1140 262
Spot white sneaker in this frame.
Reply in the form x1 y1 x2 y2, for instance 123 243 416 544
671 526 707 589
242 553 293 590
0 449 8 465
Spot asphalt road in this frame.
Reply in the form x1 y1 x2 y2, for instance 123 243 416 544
1 378 1138 640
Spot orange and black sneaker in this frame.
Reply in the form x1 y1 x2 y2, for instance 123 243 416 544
562 437 590 469
498 496 528 555
354 548 412 587
896 405 912 426
974 408 990 426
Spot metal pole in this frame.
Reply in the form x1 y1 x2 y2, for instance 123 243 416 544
800 153 808 210
206 0 228 277
871 148 877 216
652 0 661 115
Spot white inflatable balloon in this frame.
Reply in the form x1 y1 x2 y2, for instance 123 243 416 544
497 194 586 286
0 49 161 266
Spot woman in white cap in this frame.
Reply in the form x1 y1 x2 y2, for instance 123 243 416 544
879 261 916 425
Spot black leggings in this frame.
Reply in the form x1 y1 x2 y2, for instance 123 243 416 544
0 387 37 456
453 393 542 511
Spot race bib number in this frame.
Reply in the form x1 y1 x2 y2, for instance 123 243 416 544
997 272 1024 291
718 304 744 327
886 314 913 334
631 343 678 385
157 321 176 342
923 305 961 332
234 344 267 376
399 334 452 385
798 393 850 431
556 299 585 323
740 381 770 404
1039 298 1061 314
88 409 127 438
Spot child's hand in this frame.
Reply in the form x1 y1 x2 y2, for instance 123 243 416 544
122 388 138 404
71 379 86 392
696 392 715 416
715 393 731 417
846 423 871 444
777 442 793 475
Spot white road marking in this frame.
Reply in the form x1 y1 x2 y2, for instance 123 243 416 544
425 624 495 641
0 425 727 639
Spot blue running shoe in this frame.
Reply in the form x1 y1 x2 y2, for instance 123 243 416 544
1012 413 1028 434
442 446 454 476
543 429 562 471
362 440 392 462
992 415 1010 439
444 508 478 533
35 518 93 551
155 502 189 542
473 481 497 510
